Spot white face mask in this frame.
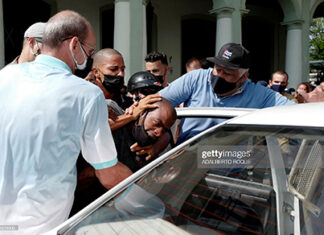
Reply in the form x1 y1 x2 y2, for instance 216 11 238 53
71 41 87 70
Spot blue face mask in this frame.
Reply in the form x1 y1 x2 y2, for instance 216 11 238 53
271 84 286 93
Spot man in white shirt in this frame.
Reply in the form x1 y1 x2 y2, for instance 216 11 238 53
0 10 131 235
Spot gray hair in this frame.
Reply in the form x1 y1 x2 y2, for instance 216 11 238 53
239 68 249 77
42 10 90 48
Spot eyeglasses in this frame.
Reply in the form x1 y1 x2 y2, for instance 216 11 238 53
61 36 96 57
79 39 96 56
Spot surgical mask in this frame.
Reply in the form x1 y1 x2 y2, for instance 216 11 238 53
102 74 125 94
271 84 286 93
211 74 237 94
71 41 88 70
132 111 157 147
75 57 93 78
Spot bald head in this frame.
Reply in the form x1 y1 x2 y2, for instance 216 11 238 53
93 48 122 67
153 98 177 123
141 98 177 139
42 10 92 49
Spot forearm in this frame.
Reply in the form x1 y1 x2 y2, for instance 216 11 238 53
95 161 132 190
109 114 136 131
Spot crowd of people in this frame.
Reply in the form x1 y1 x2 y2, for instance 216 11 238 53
0 10 324 235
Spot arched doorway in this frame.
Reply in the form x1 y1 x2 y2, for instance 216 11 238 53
181 16 216 74
3 0 51 65
242 0 284 83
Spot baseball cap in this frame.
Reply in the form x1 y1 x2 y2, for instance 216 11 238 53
24 22 46 42
207 43 250 70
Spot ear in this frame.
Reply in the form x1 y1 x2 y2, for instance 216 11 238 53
268 80 272 85
166 65 170 76
27 37 36 49
240 71 249 83
69 36 79 52
92 66 100 78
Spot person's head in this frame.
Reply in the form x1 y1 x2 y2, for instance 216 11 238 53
186 57 201 73
269 70 289 93
127 71 163 102
41 10 96 74
145 51 169 87
19 22 46 63
133 98 176 146
92 48 125 97
206 43 250 97
297 82 312 94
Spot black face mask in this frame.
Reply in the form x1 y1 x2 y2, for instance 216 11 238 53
132 111 157 147
75 57 93 78
211 74 237 95
155 75 164 84
102 74 124 94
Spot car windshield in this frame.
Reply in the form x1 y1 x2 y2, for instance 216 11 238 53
64 125 324 235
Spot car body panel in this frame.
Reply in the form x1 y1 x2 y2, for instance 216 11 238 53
45 103 324 235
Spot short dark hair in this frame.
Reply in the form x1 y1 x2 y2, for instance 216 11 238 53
185 57 200 68
145 51 168 65
271 70 289 81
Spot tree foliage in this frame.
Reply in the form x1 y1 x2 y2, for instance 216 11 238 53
309 17 324 61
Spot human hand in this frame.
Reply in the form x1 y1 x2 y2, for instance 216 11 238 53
130 142 157 161
128 94 162 120
85 71 96 84
298 85 324 103
294 92 306 103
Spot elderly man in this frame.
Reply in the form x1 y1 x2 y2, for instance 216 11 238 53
0 10 131 235
10 22 46 64
145 51 170 87
160 42 294 144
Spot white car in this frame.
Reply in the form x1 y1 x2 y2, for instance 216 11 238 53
47 103 324 235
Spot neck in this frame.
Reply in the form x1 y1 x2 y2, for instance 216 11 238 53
42 46 75 73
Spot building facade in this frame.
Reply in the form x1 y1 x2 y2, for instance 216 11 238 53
0 0 323 89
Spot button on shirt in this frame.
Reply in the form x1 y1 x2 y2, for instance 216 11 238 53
160 68 295 144
0 55 117 234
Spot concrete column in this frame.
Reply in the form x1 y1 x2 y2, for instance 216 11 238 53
0 0 5 68
129 0 147 79
114 0 131 79
114 0 147 81
282 20 303 90
210 7 234 55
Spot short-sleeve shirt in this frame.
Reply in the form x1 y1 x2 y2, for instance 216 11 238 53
0 55 117 234
160 68 295 144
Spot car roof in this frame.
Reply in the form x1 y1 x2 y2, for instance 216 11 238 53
228 102 324 127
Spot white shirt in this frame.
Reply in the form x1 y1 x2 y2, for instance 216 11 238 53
0 55 117 235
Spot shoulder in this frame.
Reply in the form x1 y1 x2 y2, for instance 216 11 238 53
106 99 124 115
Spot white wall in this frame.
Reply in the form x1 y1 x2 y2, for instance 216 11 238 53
151 0 212 82
56 0 112 50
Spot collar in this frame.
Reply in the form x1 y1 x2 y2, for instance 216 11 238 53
34 55 72 73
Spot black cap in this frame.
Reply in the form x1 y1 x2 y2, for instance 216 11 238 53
127 71 163 93
207 43 250 70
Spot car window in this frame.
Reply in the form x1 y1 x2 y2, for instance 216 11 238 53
64 125 324 235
